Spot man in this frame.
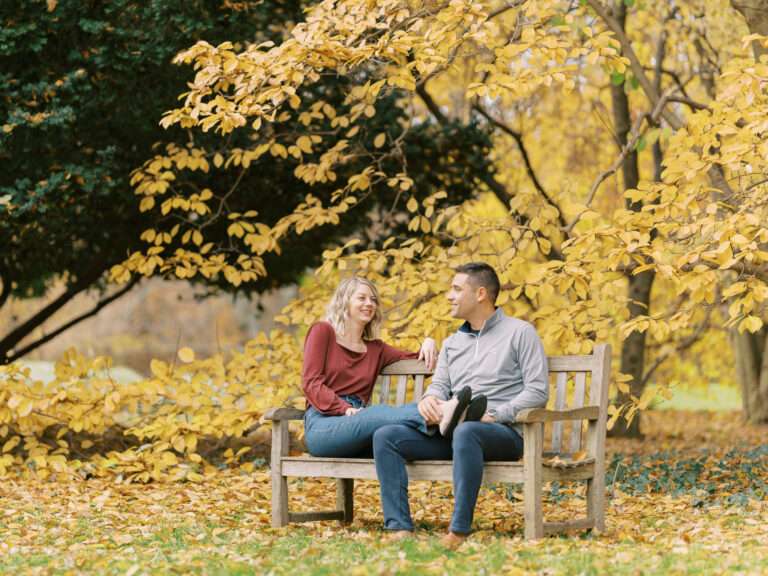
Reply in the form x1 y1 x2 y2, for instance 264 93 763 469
372 262 549 547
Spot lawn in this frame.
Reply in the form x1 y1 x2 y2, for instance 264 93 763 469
1 410 766 575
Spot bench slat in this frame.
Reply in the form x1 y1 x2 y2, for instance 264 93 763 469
379 375 390 405
548 356 598 372
381 359 432 375
395 375 408 405
414 374 425 399
289 510 345 523
280 457 594 483
570 372 587 453
543 517 594 535
551 372 568 452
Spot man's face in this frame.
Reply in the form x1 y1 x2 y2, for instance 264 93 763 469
447 273 479 319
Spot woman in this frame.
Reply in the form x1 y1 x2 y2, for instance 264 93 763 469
302 276 439 457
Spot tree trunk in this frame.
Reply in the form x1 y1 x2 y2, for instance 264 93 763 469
731 328 768 423
607 0 654 438
731 0 768 59
728 0 768 423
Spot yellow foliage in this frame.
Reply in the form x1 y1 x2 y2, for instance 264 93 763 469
0 332 304 482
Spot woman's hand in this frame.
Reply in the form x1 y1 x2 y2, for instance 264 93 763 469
344 407 362 416
418 337 438 371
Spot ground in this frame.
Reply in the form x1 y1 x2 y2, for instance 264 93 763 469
1 410 766 575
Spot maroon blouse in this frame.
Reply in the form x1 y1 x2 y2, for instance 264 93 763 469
302 321 418 415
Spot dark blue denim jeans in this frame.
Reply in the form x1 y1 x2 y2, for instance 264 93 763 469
372 421 524 534
304 396 430 458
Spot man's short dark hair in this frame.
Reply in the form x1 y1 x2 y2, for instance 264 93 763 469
455 262 501 304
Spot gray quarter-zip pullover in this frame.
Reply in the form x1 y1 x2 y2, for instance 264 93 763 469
424 308 549 434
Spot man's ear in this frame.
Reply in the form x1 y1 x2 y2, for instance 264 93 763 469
476 286 488 303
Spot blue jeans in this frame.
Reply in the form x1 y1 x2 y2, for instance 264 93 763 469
304 396 430 457
373 421 524 534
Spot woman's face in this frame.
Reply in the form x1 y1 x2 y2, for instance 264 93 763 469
347 283 378 327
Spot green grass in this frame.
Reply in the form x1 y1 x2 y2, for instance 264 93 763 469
648 383 741 411
2 523 767 575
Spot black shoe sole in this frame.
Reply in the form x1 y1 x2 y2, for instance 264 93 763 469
465 395 487 422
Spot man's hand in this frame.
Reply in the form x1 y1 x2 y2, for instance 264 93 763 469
418 395 443 425
417 337 438 371
480 413 496 423
344 407 362 416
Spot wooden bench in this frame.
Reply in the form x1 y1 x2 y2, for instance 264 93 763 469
265 344 611 539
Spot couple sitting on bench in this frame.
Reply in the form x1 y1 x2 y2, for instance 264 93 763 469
301 262 549 547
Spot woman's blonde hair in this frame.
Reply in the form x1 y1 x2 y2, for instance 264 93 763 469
326 276 382 340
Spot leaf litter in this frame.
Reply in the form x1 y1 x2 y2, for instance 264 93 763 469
0 409 766 574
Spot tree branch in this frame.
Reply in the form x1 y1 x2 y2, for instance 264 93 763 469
0 272 10 311
0 268 104 362
415 84 564 261
585 0 684 130
640 306 712 387
472 103 568 231
566 85 678 234
5 277 141 363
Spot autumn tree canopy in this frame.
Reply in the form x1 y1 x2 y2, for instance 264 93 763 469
113 0 768 432
0 0 491 364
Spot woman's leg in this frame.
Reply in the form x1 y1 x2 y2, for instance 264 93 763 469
304 403 429 457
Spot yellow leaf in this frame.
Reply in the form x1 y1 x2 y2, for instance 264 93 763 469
406 197 418 213
373 133 386 148
47 0 57 11
178 347 195 363
740 315 763 333
2 437 20 453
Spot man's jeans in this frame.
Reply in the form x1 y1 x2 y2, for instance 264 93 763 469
304 396 430 457
373 422 524 534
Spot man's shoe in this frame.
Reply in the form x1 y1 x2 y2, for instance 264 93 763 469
464 394 487 422
440 531 468 549
386 530 413 542
439 387 472 438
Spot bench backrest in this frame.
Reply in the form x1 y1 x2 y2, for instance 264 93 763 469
374 344 611 456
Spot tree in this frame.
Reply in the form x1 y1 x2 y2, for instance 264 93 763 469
0 0 491 363
122 0 768 431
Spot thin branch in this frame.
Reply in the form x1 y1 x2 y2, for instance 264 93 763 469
473 103 568 230
6 278 140 363
681 258 768 283
0 272 10 311
487 0 528 21
667 95 710 112
640 306 712 387
566 85 678 234
585 0 683 130
0 268 103 360
415 84 563 261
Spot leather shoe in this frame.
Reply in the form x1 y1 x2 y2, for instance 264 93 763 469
440 531 468 549
386 530 413 542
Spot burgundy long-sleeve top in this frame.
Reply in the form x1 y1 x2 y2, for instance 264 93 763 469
302 321 418 415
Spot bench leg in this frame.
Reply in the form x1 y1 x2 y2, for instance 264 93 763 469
336 478 354 524
523 422 544 540
271 421 289 528
586 473 605 531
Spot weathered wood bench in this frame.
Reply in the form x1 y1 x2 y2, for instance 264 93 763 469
265 344 611 539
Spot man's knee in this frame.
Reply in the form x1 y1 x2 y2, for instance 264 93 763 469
373 424 407 453
452 422 484 452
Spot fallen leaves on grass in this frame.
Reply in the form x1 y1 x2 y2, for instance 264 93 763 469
0 410 766 574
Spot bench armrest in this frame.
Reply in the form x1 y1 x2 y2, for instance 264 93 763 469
516 406 600 423
263 407 306 421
